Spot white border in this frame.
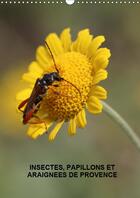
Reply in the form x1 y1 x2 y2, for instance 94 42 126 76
0 0 139 4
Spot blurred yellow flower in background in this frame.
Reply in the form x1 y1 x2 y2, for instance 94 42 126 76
16 28 111 141
1 68 26 137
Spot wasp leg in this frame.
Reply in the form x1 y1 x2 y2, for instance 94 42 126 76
28 120 45 124
53 84 59 87
49 85 78 99
28 115 48 132
28 116 45 124
18 98 29 112
19 109 24 113
49 85 60 95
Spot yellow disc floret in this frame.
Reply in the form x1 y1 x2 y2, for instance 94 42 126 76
40 52 93 121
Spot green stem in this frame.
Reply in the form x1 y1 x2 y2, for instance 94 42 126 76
102 101 140 151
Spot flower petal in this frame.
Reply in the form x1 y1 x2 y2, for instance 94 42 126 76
71 29 93 54
93 56 109 71
94 48 111 59
49 120 64 141
29 61 44 75
16 88 32 101
36 46 52 71
87 96 103 114
22 62 44 84
88 36 105 58
68 116 77 135
22 72 38 84
27 124 47 139
92 69 108 85
45 33 64 57
60 28 72 52
76 109 87 128
89 86 107 99
27 118 53 139
92 48 111 71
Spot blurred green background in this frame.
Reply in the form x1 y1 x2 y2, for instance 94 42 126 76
0 2 140 198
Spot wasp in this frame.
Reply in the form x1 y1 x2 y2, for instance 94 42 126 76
18 41 80 125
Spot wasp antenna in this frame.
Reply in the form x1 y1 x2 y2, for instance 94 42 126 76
63 79 81 97
45 41 81 98
45 41 59 73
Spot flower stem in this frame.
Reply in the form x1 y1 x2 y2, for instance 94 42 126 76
102 101 140 151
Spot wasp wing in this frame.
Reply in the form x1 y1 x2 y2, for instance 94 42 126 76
23 78 43 119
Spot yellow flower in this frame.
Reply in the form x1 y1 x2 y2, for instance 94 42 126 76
16 28 111 141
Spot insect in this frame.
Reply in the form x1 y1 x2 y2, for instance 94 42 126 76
18 41 81 125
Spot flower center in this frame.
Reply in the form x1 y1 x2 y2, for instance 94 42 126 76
40 52 93 121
